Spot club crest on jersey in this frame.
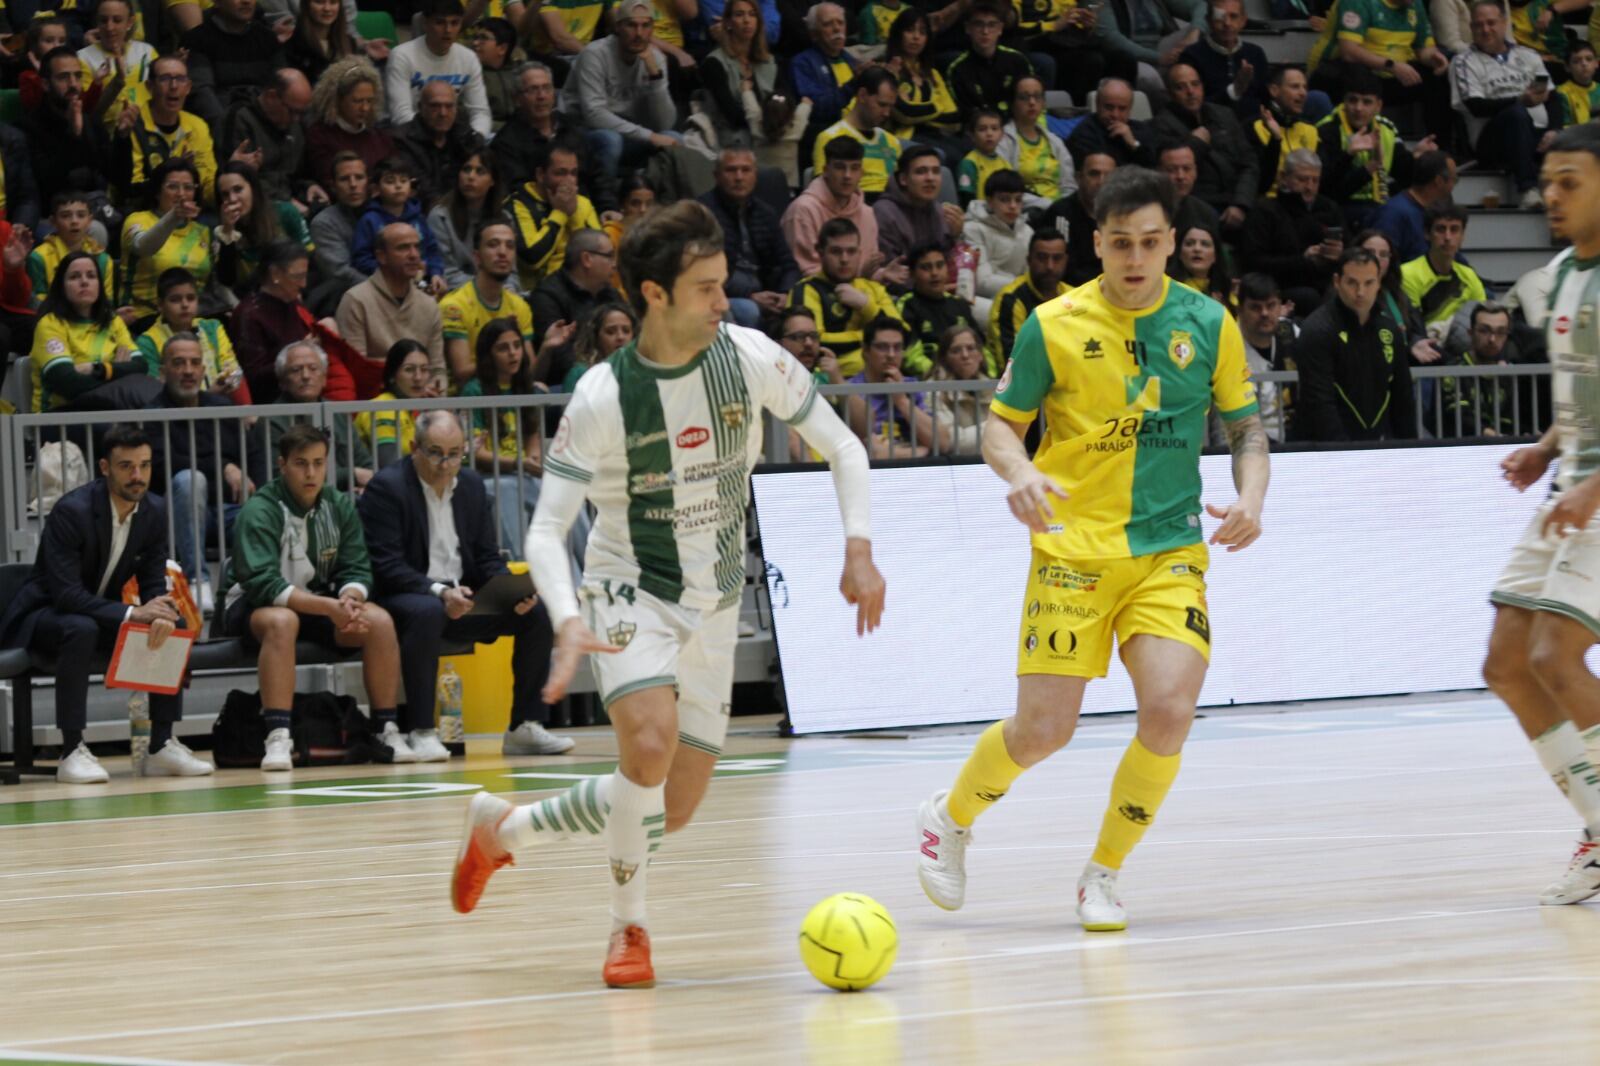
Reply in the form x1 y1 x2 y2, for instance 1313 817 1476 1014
1169 330 1195 370
998 361 1015 391
719 402 747 428
606 621 636 649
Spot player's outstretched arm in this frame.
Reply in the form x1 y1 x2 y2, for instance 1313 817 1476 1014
1207 412 1270 553
981 410 1068 535
789 393 886 635
523 470 621 700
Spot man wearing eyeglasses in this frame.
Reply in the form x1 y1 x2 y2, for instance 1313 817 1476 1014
359 410 571 760
218 68 322 211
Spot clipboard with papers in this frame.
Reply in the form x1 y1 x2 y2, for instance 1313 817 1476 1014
465 572 537 616
105 623 198 695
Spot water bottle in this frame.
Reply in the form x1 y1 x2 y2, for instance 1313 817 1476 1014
437 662 464 744
950 241 979 304
129 691 150 775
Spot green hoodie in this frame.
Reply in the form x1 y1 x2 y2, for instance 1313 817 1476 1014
222 476 373 611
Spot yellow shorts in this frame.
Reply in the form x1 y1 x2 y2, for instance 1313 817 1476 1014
1017 543 1212 678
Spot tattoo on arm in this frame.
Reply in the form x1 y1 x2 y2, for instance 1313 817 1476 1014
1225 414 1270 458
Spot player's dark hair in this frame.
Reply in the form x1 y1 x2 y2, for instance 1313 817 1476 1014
1337 247 1380 274
1093 166 1177 226
618 200 726 319
1549 122 1600 162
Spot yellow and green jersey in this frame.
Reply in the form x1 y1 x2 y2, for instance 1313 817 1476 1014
30 313 135 412
651 0 685 45
120 212 212 318
127 104 218 206
440 280 535 383
354 391 419 457
1510 0 1565 59
1558 78 1600 124
134 316 239 387
529 0 609 51
507 184 601 291
1012 125 1061 201
957 150 1013 204
26 236 113 311
858 0 904 44
1310 0 1433 71
786 273 904 377
991 277 1258 559
812 121 903 196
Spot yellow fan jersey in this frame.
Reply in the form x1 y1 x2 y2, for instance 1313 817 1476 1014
991 277 1258 559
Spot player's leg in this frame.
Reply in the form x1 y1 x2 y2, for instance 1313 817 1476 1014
1525 607 1600 904
1076 633 1206 931
1074 546 1210 931
662 602 741 832
598 684 677 987
919 550 1115 910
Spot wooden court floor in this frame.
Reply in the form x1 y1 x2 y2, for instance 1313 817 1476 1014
1 695 1596 1066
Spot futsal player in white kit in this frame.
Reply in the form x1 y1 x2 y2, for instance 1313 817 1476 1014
450 201 886 987
1483 124 1600 905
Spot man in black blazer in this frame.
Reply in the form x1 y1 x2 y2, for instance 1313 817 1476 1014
357 411 572 760
0 425 214 783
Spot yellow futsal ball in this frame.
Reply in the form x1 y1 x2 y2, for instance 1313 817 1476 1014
798 893 898 991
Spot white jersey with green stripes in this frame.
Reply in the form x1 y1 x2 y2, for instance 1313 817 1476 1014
543 323 820 611
1548 250 1600 493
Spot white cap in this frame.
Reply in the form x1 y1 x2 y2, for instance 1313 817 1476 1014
614 0 654 19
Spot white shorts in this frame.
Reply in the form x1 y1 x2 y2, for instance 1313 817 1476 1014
1491 499 1600 635
580 579 739 756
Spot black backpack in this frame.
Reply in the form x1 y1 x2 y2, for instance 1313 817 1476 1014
212 690 394 768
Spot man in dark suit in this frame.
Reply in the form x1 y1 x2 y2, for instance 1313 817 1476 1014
0 424 214 782
357 411 573 758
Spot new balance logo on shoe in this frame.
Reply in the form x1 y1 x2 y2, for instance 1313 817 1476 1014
611 859 639 886
1118 803 1152 825
921 829 940 859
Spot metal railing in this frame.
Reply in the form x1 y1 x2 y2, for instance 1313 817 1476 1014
0 365 1557 570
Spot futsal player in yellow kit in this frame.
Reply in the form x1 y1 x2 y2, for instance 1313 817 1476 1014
915 168 1272 930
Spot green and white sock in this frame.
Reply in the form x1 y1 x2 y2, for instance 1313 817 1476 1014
1533 722 1600 833
605 771 665 929
499 776 611 851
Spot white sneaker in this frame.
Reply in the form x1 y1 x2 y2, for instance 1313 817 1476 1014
196 580 216 617
378 722 419 764
1520 187 1545 211
917 790 970 910
57 742 109 784
409 729 451 762
1077 864 1128 931
502 721 576 755
1540 833 1600 905
143 738 214 777
261 727 294 772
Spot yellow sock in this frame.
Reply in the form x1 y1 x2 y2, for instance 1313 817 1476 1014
946 721 1026 827
1089 738 1182 870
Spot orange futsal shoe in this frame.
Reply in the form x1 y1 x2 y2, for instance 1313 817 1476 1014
451 792 514 914
603 925 656 989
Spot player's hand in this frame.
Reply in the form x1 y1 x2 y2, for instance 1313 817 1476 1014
543 616 622 703
442 585 474 620
1205 499 1262 552
1006 467 1069 533
146 616 175 650
1542 477 1600 538
1502 443 1555 491
839 537 885 636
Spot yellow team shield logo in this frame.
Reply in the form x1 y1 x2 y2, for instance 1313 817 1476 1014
1169 330 1195 370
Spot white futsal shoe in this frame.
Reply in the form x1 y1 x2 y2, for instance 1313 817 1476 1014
408 729 451 762
142 738 214 777
261 728 294 772
56 743 109 784
1077 864 1128 931
1540 832 1600 905
377 722 420 764
917 790 970 910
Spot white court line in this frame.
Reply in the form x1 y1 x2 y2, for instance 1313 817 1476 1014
0 1049 245 1066
856 975 1592 1026
0 903 1545 1050
0 713 1525 833
0 759 1547 887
